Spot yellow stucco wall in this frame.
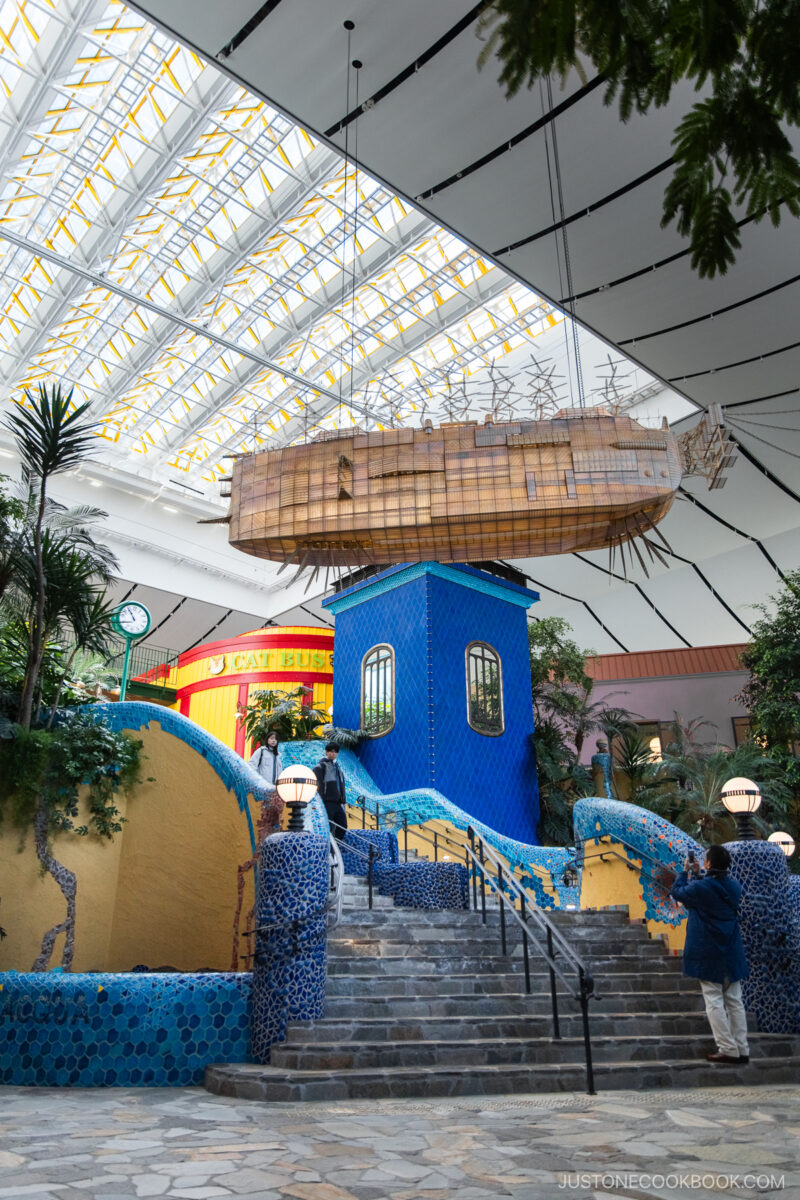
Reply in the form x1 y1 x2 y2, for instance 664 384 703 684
0 718 261 974
579 837 686 952
0 800 126 973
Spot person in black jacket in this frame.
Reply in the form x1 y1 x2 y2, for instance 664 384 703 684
671 844 749 1065
314 743 348 841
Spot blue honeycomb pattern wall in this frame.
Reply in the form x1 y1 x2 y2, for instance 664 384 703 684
0 972 251 1086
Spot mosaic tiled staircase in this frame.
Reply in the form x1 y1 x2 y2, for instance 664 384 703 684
206 874 800 1101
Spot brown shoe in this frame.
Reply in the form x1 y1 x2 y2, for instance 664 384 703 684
707 1052 740 1064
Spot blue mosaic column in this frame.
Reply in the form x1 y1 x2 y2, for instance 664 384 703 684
727 840 800 1034
251 829 328 1063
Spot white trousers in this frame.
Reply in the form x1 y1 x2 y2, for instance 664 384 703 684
699 979 749 1056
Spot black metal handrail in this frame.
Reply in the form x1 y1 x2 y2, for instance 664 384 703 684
354 795 560 894
467 825 597 1095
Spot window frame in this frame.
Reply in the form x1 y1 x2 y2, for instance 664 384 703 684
465 640 505 737
360 643 395 738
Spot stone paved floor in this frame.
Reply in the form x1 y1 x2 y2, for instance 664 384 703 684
0 1085 798 1200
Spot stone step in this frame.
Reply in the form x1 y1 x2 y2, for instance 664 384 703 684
323 986 702 1019
206 1053 800 1103
286 1010 717 1043
270 1033 796 1072
325 971 698 997
326 952 678 976
330 921 652 945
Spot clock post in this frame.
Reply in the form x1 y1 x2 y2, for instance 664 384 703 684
110 603 152 701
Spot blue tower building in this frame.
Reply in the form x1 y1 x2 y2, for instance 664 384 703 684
323 562 540 844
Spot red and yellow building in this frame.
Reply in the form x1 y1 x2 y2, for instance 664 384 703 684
166 626 334 755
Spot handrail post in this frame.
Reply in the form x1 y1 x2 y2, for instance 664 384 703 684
546 925 561 1040
433 830 438 862
361 796 366 829
520 893 531 994
468 828 478 912
464 844 471 909
367 844 374 910
478 839 486 924
403 815 408 861
498 863 507 955
375 801 380 829
579 970 596 1095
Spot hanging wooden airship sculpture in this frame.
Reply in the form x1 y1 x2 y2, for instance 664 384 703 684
216 403 732 587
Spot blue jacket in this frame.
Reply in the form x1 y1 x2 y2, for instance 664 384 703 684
671 870 749 984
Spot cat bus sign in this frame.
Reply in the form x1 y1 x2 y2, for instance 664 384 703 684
170 626 334 752
206 646 332 677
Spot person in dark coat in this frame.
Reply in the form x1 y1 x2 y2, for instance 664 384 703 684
314 743 348 841
671 844 749 1064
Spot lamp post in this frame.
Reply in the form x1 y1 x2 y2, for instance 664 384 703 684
275 764 318 831
767 831 796 857
721 776 762 840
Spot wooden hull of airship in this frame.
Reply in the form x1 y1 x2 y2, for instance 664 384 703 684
225 408 682 567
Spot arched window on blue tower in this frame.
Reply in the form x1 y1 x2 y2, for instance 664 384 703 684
361 644 395 737
466 641 504 736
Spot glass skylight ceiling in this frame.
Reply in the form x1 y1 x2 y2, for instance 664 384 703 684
0 0 691 501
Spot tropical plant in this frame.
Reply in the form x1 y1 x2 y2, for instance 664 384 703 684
612 727 664 806
478 0 800 278
240 684 331 748
0 710 144 969
738 570 800 751
322 724 366 750
2 384 100 728
532 717 593 844
636 740 791 842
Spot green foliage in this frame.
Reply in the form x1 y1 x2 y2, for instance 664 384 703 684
0 711 143 847
738 570 800 750
478 0 800 277
241 684 330 746
528 616 590 702
323 725 367 750
631 736 791 842
612 727 663 806
532 717 592 844
528 617 628 842
3 383 96 483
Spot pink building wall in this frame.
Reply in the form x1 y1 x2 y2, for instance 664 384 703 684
580 644 750 763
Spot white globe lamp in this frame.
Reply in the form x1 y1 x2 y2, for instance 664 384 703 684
768 831 796 857
721 777 761 840
276 764 318 831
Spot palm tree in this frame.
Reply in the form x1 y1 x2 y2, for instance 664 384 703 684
650 742 792 842
612 727 664 805
3 383 97 729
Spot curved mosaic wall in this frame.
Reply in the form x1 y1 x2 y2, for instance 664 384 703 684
95 701 281 856
574 797 703 925
728 842 800 1034
282 742 574 904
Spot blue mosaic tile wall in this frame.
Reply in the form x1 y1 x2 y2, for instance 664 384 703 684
373 861 470 910
340 829 399 874
0 971 251 1086
251 831 329 1062
727 841 800 1034
574 797 703 925
281 741 576 907
323 562 540 846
